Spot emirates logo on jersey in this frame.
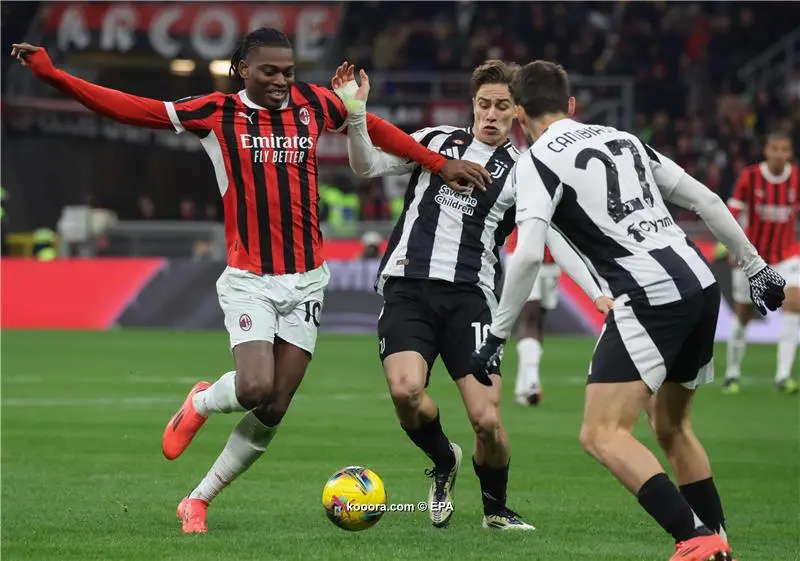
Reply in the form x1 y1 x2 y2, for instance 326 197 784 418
298 107 311 126
239 133 314 164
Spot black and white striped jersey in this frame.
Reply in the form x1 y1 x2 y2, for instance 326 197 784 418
375 125 519 303
514 118 716 307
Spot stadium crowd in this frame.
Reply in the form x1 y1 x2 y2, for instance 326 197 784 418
25 2 795 229
335 2 799 224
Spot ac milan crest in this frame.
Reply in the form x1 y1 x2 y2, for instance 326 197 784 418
299 107 311 126
239 314 252 331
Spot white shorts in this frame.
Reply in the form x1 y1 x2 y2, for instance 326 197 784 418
732 256 800 305
216 263 330 354
527 264 561 310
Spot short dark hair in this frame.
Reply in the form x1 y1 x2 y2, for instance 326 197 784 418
766 128 792 143
470 60 518 97
229 27 292 82
511 60 570 119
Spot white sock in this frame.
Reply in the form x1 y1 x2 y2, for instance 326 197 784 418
775 312 799 383
515 338 542 396
725 319 747 380
189 412 278 504
193 371 247 416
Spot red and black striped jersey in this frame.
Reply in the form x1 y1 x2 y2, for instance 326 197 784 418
25 47 448 277
727 162 799 265
165 84 346 275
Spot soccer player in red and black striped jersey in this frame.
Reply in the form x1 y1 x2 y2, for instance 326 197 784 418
12 29 491 534
722 130 800 394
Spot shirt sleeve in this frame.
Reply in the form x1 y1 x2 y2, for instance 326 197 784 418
490 217 550 339
163 94 221 134
664 173 766 277
346 121 433 178
514 152 562 225
642 143 686 199
308 84 348 132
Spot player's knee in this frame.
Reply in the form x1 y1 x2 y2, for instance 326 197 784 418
518 307 542 339
579 422 616 460
469 406 501 441
387 376 425 410
254 400 288 426
235 369 274 409
652 418 691 453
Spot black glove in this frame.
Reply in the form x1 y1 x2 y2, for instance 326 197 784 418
749 265 786 316
470 331 506 386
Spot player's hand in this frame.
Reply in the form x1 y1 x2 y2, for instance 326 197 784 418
440 160 490 193
748 265 786 316
470 331 506 386
594 295 614 315
331 61 368 114
10 42 42 67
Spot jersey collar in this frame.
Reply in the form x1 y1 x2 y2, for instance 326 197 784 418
238 89 291 111
759 161 792 184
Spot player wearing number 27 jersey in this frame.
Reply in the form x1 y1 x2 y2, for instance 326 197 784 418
472 61 786 561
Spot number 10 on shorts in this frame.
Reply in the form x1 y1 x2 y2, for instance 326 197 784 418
471 322 490 349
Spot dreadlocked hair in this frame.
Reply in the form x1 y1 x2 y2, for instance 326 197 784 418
229 27 292 82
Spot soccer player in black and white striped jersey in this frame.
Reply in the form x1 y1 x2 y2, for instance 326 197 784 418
332 62 612 530
472 61 786 560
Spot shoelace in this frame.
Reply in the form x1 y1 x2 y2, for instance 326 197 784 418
424 467 449 501
495 507 523 523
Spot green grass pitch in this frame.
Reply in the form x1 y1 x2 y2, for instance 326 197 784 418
2 330 798 560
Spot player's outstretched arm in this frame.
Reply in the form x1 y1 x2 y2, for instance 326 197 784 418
546 227 613 313
11 44 176 129
330 63 490 191
650 148 785 313
331 67 417 178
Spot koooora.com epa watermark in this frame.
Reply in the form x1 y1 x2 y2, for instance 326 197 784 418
337 501 454 514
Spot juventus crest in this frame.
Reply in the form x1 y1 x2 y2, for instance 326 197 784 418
489 160 510 179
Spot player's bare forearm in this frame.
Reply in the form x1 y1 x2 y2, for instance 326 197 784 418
365 114 446 174
21 48 173 129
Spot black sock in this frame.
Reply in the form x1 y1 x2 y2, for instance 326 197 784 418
637 473 713 542
473 457 509 515
680 478 727 536
402 413 454 471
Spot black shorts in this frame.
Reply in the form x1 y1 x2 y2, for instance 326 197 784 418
589 284 720 392
377 277 499 383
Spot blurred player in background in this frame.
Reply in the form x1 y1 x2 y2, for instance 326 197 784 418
510 237 561 406
721 130 799 394
472 60 786 561
333 61 610 530
12 29 489 535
